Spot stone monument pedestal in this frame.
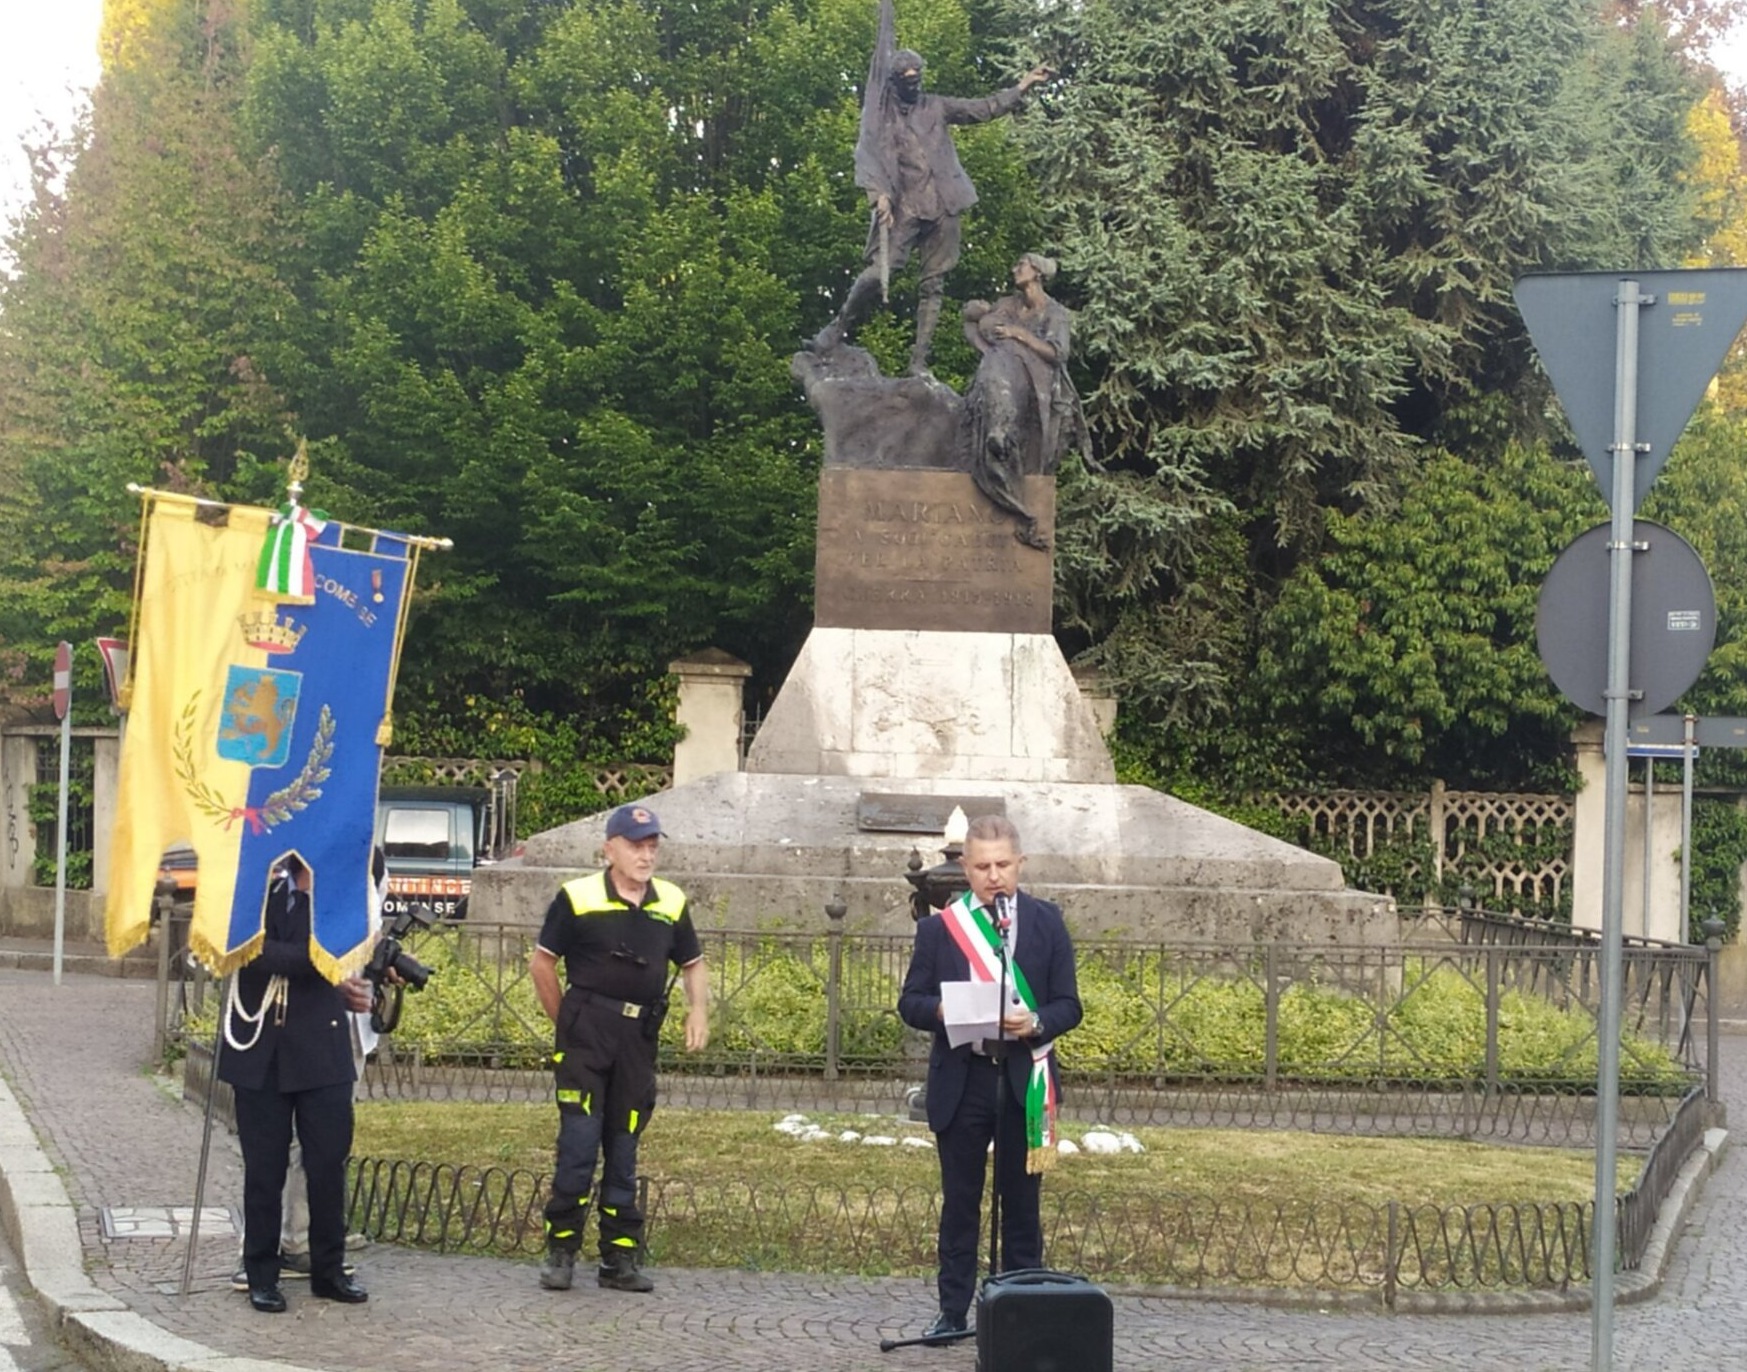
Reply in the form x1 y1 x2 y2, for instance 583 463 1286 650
746 627 1112 783
467 359 1393 946
471 771 1395 940
744 467 1110 781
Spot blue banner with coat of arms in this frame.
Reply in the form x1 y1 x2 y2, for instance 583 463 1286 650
105 497 420 981
219 526 411 976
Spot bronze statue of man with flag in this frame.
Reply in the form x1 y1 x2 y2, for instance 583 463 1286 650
807 0 1051 378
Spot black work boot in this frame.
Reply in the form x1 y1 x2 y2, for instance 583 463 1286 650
538 1245 576 1290
597 1248 655 1293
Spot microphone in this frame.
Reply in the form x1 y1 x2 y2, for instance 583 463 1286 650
995 893 1013 933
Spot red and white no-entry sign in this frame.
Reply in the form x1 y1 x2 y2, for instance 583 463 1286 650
51 641 71 720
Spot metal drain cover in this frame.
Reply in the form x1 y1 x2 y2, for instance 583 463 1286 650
99 1206 239 1240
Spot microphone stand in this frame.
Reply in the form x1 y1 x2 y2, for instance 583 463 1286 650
881 893 1014 1354
986 894 1012 1296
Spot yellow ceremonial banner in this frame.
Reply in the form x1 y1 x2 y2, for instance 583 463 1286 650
105 500 273 966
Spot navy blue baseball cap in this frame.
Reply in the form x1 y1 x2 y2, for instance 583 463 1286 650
605 804 665 841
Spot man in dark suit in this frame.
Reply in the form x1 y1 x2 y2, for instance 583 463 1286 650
898 814 1082 1338
218 852 372 1313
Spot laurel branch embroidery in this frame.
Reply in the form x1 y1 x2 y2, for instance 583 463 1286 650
173 694 334 832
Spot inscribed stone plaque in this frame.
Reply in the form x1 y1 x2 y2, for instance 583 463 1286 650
856 793 1007 834
814 469 1054 634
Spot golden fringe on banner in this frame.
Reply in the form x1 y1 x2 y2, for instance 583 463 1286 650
308 940 371 989
190 929 266 982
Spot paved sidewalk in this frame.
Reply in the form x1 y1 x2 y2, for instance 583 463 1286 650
0 965 1739 1372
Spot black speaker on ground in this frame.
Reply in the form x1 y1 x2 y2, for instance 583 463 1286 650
976 1268 1113 1372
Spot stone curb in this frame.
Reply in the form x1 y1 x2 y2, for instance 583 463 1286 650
0 1069 330 1372
0 945 159 979
1614 1124 1729 1308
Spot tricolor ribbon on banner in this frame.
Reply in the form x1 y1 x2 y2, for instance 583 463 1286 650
255 501 329 603
940 892 1058 1173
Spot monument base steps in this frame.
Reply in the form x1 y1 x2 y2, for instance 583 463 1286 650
471 772 1397 942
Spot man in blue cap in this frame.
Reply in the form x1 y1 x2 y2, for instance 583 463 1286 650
529 803 710 1293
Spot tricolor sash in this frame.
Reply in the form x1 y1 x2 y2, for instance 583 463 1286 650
940 892 1059 1173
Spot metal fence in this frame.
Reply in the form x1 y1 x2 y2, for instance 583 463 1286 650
344 911 1715 1114
343 1158 1601 1301
160 909 1718 1124
168 907 1723 1296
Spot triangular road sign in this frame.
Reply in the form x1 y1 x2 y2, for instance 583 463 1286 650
1514 268 1747 510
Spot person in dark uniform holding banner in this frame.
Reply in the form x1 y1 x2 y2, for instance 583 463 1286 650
897 814 1081 1338
219 853 372 1313
529 804 710 1294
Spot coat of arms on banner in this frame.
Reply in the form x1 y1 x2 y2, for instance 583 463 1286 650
218 665 302 768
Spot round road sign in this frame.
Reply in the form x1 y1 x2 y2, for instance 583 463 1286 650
51 641 71 720
1536 520 1715 719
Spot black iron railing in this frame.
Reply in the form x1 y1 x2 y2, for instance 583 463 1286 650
166 906 1726 1297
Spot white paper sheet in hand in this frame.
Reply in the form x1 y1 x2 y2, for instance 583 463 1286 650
940 980 1026 1049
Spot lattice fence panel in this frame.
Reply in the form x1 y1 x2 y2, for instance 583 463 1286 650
1441 792 1572 910
588 764 673 802
382 756 532 786
1262 787 1572 913
1271 790 1429 858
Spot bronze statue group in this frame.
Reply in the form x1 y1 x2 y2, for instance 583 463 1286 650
806 0 1092 552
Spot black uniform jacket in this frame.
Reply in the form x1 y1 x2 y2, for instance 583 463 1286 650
216 884 358 1095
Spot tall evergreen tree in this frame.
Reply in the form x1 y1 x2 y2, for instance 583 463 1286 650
0 0 295 711
997 0 1709 782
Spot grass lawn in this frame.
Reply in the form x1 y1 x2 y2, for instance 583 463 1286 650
351 1101 1634 1290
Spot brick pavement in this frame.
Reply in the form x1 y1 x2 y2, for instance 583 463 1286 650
0 966 1739 1372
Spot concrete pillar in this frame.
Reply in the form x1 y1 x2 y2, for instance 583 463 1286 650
1070 666 1118 739
91 731 119 895
1570 721 1684 942
669 650 752 788
0 733 38 890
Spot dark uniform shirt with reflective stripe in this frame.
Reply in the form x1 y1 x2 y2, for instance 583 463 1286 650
535 869 702 1005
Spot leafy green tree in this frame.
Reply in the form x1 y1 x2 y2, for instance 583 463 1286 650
0 0 296 716
1252 443 1603 788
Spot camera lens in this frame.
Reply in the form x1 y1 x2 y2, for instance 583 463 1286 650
391 949 433 991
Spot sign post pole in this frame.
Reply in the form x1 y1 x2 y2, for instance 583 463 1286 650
51 641 72 987
1592 279 1647 1370
1681 714 1697 934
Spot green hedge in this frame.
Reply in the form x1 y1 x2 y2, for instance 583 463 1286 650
1059 955 1684 1089
362 942 1686 1092
374 935 906 1068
